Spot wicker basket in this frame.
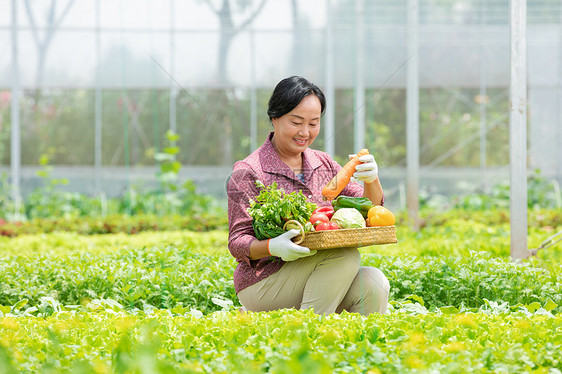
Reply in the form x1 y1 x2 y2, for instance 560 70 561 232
283 220 397 251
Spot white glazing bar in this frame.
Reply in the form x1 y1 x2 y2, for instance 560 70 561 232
324 0 335 157
250 21 257 152
354 0 365 152
509 0 528 260
407 0 420 231
95 0 102 194
479 0 487 190
169 0 177 133
559 2 562 178
10 0 21 205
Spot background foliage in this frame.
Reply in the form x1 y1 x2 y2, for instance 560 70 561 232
0 86 514 168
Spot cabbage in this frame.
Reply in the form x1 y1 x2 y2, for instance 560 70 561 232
330 208 366 229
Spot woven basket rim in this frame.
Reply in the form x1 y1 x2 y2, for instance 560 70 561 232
289 223 397 250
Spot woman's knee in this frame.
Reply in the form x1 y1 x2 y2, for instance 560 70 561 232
360 267 390 296
341 266 390 315
336 248 361 275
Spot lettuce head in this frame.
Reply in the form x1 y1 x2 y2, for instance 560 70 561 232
331 208 366 229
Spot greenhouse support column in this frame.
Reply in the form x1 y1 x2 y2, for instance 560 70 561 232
479 0 487 190
509 0 528 260
353 0 365 152
169 0 177 133
94 0 102 194
324 0 335 157
10 0 21 206
407 0 420 231
148 1 160 154
250 22 257 151
118 0 130 205
559 4 562 178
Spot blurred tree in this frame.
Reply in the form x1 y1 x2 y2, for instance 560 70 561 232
23 0 76 91
289 0 303 73
96 46 167 166
22 0 76 160
199 0 268 165
201 0 268 83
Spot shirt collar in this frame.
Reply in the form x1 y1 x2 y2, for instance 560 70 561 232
260 132 323 179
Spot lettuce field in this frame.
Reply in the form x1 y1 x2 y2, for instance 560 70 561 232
1 209 561 373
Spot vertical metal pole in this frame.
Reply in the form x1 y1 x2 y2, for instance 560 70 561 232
94 0 102 194
119 0 129 171
407 0 420 231
479 0 487 190
169 0 177 133
558 4 562 179
250 21 257 151
509 0 528 260
354 0 365 152
148 1 160 153
324 0 335 157
117 0 131 207
10 0 21 206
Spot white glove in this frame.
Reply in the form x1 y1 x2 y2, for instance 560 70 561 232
268 229 317 261
349 154 378 184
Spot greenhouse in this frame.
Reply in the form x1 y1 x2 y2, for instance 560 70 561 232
0 0 561 372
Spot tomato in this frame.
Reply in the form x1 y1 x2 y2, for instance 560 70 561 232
312 206 335 220
367 205 395 226
309 213 330 226
315 222 331 231
316 222 339 231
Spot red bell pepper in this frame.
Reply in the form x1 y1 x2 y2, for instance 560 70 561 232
312 206 335 221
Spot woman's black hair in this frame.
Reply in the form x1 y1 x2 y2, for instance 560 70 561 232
267 76 326 121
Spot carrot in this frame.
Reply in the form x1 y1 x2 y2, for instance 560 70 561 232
322 149 370 200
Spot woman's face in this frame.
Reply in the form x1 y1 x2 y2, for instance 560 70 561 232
271 94 321 156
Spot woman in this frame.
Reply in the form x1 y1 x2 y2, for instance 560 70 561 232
227 76 390 315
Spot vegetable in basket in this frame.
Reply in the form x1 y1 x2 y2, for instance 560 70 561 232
367 205 395 226
312 206 335 220
247 180 317 240
316 221 339 231
330 208 366 229
332 196 374 219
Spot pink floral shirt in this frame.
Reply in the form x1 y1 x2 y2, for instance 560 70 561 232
227 132 364 293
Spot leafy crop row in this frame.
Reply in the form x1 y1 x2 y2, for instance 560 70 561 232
2 239 560 314
0 213 227 237
1 307 561 373
366 252 561 312
0 245 237 314
0 230 228 257
1 210 560 373
379 219 561 265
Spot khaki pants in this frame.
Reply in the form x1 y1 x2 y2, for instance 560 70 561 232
237 248 390 316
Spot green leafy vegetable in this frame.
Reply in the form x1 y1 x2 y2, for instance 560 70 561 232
247 180 317 240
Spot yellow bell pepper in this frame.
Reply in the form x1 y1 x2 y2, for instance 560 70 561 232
367 205 395 227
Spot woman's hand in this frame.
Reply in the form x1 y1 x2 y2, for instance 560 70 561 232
349 154 378 184
268 230 317 261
